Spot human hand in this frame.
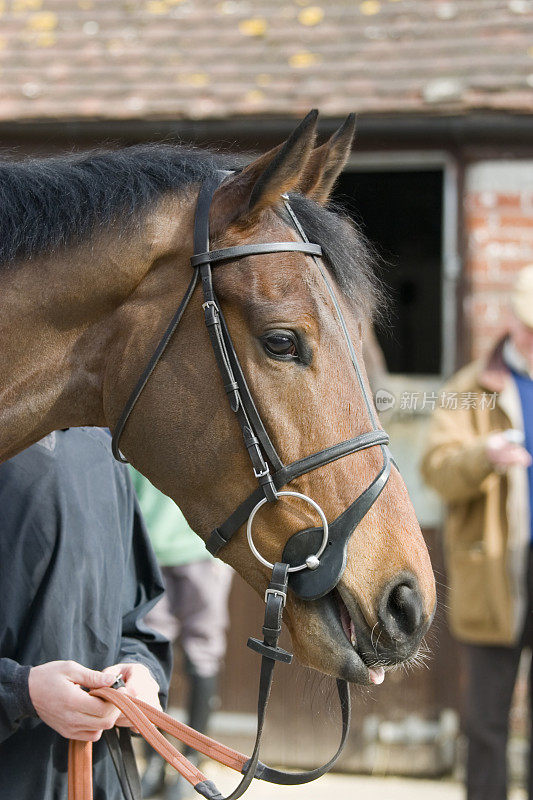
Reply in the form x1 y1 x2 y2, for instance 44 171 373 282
28 660 120 741
486 431 531 471
102 662 162 727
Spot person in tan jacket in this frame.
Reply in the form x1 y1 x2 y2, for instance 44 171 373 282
421 266 533 800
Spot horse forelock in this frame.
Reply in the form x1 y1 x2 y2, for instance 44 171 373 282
282 194 386 325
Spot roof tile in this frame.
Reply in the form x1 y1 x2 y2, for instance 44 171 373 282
0 0 531 121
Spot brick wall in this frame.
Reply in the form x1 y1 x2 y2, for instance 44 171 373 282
464 160 533 361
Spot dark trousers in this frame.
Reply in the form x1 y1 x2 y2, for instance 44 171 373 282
465 551 533 800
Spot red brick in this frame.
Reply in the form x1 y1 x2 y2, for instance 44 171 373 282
466 179 533 361
495 194 530 210
466 213 495 230
498 215 533 229
467 193 524 212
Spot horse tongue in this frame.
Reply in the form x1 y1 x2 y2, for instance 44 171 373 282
369 666 385 685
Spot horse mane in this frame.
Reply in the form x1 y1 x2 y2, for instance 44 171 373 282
0 143 381 319
0 144 229 267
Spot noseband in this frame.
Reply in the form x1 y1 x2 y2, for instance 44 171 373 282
111 171 392 800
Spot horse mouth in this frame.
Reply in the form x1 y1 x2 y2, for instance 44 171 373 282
325 589 386 686
333 589 386 685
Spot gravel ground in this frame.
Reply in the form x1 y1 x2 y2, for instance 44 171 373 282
152 767 527 800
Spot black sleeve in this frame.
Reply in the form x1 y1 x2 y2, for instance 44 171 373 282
0 457 47 743
116 491 172 708
0 660 35 743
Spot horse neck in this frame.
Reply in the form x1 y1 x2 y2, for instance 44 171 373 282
0 197 193 461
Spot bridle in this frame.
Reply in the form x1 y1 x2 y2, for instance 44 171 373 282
110 170 392 800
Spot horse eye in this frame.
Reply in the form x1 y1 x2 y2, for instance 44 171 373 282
262 331 298 359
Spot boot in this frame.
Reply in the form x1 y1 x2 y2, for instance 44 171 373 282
140 739 166 798
184 673 218 752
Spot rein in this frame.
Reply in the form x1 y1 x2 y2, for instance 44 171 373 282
68 679 350 800
90 171 393 800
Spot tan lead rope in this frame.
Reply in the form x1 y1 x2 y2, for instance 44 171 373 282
68 740 93 800
68 687 249 800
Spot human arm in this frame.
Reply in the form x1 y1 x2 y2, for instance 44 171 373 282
0 452 122 743
0 657 121 743
25 478 171 736
0 659 35 743
420 373 513 502
421 429 494 503
0 436 167 745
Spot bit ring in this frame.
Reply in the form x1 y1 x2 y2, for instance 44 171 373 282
246 491 329 573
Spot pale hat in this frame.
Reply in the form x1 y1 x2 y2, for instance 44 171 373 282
511 265 533 327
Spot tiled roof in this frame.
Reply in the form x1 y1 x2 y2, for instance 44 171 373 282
0 0 532 123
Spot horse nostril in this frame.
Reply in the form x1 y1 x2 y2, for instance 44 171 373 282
380 580 423 641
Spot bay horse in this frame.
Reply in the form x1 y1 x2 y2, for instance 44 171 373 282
0 111 435 693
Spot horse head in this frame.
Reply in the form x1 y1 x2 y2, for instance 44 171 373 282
109 112 436 684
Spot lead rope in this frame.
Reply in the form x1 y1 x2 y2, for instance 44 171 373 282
67 564 350 800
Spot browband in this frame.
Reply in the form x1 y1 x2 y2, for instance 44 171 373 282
191 241 322 267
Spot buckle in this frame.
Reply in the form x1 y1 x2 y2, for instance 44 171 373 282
253 464 270 479
110 674 125 690
265 588 287 608
202 300 219 327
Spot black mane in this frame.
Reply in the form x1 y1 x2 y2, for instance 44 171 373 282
0 143 380 317
0 143 230 267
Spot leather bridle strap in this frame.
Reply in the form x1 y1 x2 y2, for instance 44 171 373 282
205 430 389 557
186 174 392 588
111 266 199 463
111 171 390 526
190 174 391 563
191 241 322 267
68 739 93 800
103 728 141 800
191 173 339 504
111 172 322 491
194 177 276 501
68 565 350 800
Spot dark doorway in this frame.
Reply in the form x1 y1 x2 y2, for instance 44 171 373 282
333 169 443 375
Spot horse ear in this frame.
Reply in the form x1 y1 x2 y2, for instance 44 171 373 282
211 110 318 230
299 114 356 204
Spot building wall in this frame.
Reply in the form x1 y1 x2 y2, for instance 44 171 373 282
465 160 533 360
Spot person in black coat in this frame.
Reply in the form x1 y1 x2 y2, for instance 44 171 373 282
0 427 172 799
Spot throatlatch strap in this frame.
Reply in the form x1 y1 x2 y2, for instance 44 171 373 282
111 170 227 463
110 267 199 463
